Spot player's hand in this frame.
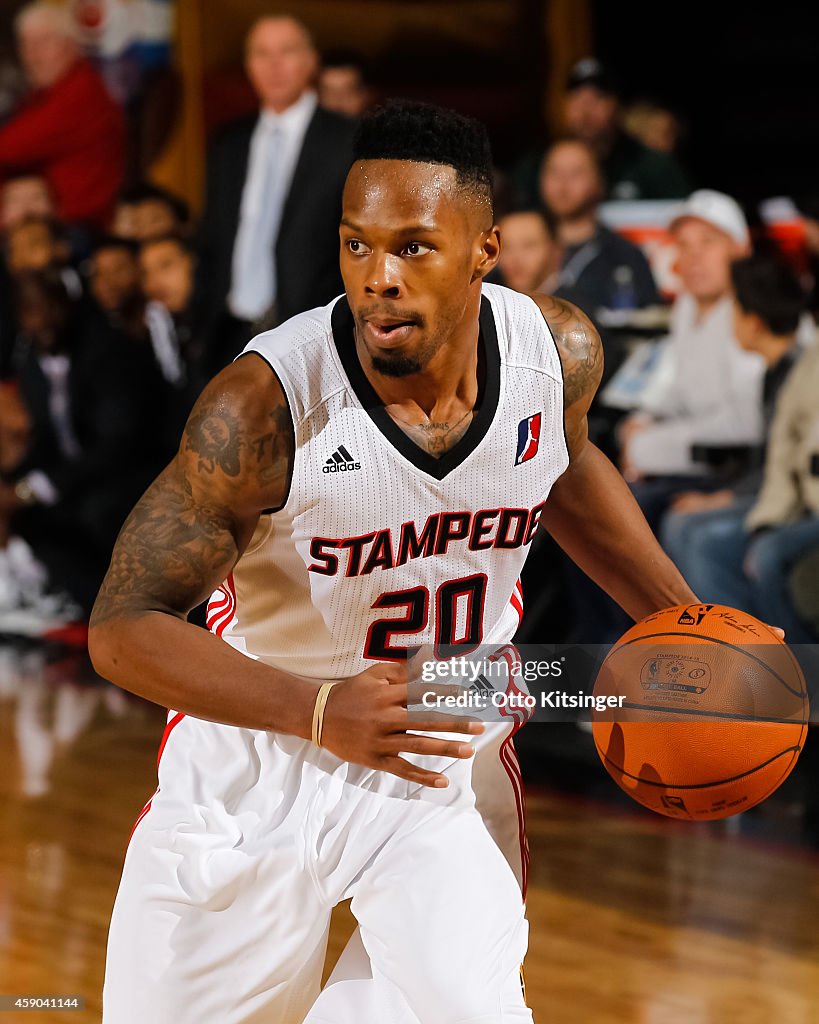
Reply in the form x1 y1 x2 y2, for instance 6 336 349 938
319 661 484 788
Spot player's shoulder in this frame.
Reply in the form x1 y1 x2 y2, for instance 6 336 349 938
528 293 603 408
482 282 561 377
241 298 348 423
246 301 336 362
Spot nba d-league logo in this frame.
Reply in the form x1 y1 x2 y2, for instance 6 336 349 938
515 413 542 466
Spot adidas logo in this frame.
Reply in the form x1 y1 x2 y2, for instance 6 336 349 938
323 444 361 473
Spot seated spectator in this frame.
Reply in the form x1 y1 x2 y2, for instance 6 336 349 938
663 326 819 643
140 233 207 440
539 138 660 316
563 60 690 201
620 190 765 526
623 101 684 156
514 59 690 206
111 182 190 243
5 214 70 275
0 51 26 122
0 268 165 625
496 208 558 295
0 2 125 228
318 50 372 117
141 234 195 321
1 173 53 230
3 216 83 342
660 254 806 576
797 194 819 321
789 547 819 642
87 236 144 337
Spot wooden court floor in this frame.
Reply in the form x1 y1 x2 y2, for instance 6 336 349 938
1 646 817 1023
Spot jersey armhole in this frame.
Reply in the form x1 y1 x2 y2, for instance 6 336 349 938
531 300 571 469
235 350 296 515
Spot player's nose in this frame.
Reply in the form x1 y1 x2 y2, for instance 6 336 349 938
364 251 404 297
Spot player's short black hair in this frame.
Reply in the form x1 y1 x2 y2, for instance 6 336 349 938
352 100 494 216
731 254 806 336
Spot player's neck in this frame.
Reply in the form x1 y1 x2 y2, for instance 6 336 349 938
558 214 598 247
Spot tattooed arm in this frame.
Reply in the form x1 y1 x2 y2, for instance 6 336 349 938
531 295 696 621
86 354 324 734
89 354 480 783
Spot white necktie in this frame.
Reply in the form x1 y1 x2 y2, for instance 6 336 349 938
230 122 287 321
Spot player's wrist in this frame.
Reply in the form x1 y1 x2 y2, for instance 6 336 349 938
311 681 339 746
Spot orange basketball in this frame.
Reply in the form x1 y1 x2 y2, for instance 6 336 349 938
591 604 809 820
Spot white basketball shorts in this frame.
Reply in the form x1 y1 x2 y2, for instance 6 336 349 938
102 705 532 1024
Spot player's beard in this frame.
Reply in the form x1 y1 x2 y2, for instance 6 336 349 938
371 353 423 377
369 324 453 377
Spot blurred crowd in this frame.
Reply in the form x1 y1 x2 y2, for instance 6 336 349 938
1 3 819 647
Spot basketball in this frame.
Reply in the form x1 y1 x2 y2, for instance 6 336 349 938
591 604 810 820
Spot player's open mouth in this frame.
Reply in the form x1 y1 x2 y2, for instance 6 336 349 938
364 319 418 345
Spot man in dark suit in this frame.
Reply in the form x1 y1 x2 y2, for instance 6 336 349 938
200 15 357 368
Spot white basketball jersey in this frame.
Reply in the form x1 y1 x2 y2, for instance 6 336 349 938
207 283 569 677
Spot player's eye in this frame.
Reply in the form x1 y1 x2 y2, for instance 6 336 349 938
404 242 433 257
346 239 371 255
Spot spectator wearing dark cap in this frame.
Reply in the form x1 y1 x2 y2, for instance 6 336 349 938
564 58 690 201
319 50 373 118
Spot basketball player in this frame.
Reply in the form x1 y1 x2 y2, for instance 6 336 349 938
89 102 699 1023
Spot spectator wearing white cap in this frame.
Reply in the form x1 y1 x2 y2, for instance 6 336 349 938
619 189 766 527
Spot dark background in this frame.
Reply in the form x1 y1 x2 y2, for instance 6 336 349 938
591 0 819 204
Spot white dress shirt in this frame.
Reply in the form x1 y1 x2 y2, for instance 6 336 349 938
228 90 318 322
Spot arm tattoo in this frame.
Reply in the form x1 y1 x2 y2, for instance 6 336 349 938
90 470 238 627
536 294 603 409
185 406 244 476
91 380 294 627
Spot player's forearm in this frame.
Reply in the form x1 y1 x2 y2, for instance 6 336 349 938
88 612 320 738
542 442 697 620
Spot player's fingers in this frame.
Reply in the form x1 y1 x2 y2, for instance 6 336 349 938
767 624 786 640
406 643 436 682
406 679 465 704
379 661 409 683
388 734 475 759
404 716 485 735
381 756 450 789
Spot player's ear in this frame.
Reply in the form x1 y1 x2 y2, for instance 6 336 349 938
472 225 500 282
